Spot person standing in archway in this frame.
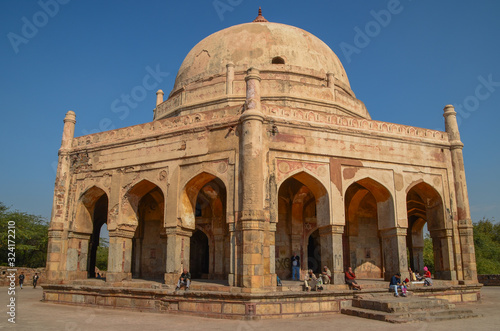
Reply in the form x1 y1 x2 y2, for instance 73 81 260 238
291 252 300 281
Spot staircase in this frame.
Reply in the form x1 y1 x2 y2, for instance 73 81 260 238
341 294 480 323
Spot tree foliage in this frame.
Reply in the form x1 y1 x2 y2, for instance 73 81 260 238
0 202 48 268
423 234 434 273
473 218 500 274
96 237 109 271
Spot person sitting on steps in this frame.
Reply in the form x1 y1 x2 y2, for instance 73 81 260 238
345 267 361 290
389 272 407 297
175 269 191 291
304 269 317 292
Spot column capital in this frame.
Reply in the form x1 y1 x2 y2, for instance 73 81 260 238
319 224 344 236
68 231 91 240
163 226 192 237
245 67 261 82
109 228 136 239
380 227 407 237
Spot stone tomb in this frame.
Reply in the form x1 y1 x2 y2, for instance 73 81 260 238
44 9 480 318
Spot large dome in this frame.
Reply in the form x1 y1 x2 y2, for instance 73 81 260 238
173 21 351 91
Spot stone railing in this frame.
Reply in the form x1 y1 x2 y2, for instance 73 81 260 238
478 274 500 286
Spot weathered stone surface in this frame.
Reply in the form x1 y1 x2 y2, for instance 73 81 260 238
46 10 477 312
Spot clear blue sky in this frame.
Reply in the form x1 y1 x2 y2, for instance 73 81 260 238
1 0 499 224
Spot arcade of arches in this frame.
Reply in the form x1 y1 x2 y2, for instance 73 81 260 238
59 171 461 286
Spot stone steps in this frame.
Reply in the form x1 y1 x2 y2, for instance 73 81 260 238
341 294 480 323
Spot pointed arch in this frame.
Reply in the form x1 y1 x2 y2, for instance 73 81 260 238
120 179 166 281
74 185 107 234
406 181 454 279
181 171 229 280
343 177 395 278
276 171 330 280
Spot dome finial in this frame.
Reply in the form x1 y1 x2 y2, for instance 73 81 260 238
253 7 268 22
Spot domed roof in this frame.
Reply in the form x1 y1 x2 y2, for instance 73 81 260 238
173 20 351 91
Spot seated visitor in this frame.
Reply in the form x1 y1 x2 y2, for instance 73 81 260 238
176 269 191 290
321 266 331 285
423 266 433 286
389 272 407 297
345 267 361 290
304 269 318 291
408 267 417 282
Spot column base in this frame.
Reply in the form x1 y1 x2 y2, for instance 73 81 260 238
106 272 131 282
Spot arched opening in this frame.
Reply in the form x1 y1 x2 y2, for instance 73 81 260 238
344 178 395 279
190 229 209 278
276 172 329 280
407 182 453 279
87 194 108 278
307 229 321 274
74 186 108 279
272 56 285 64
128 180 166 281
183 173 228 281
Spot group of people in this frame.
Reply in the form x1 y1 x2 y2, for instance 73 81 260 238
17 272 39 289
389 267 433 297
173 253 433 294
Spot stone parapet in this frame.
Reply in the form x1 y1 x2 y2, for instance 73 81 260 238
478 275 500 286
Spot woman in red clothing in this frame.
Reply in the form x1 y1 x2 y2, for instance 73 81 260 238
423 266 433 286
345 267 361 290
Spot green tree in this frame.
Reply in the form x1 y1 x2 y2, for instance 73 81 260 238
473 218 500 274
0 202 48 268
96 237 108 271
423 234 434 273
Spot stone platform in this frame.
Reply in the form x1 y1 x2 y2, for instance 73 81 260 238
342 294 481 323
42 279 482 320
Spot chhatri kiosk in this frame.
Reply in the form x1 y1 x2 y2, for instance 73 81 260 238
44 9 480 319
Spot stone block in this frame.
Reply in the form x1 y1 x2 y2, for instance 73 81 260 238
72 294 85 304
60 294 73 302
106 296 116 306
116 297 132 307
462 293 479 302
179 301 197 311
282 303 301 314
301 302 320 313
84 295 96 305
256 304 280 315
44 292 58 302
320 300 338 312
196 302 221 313
96 296 106 305
436 294 461 303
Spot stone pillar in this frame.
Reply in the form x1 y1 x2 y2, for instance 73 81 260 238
431 229 456 280
319 225 345 284
238 67 268 289
226 62 235 95
326 72 335 89
443 105 477 282
106 229 134 282
164 227 192 284
156 89 164 106
65 232 90 280
214 234 224 278
380 227 408 281
228 223 236 286
46 111 76 282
